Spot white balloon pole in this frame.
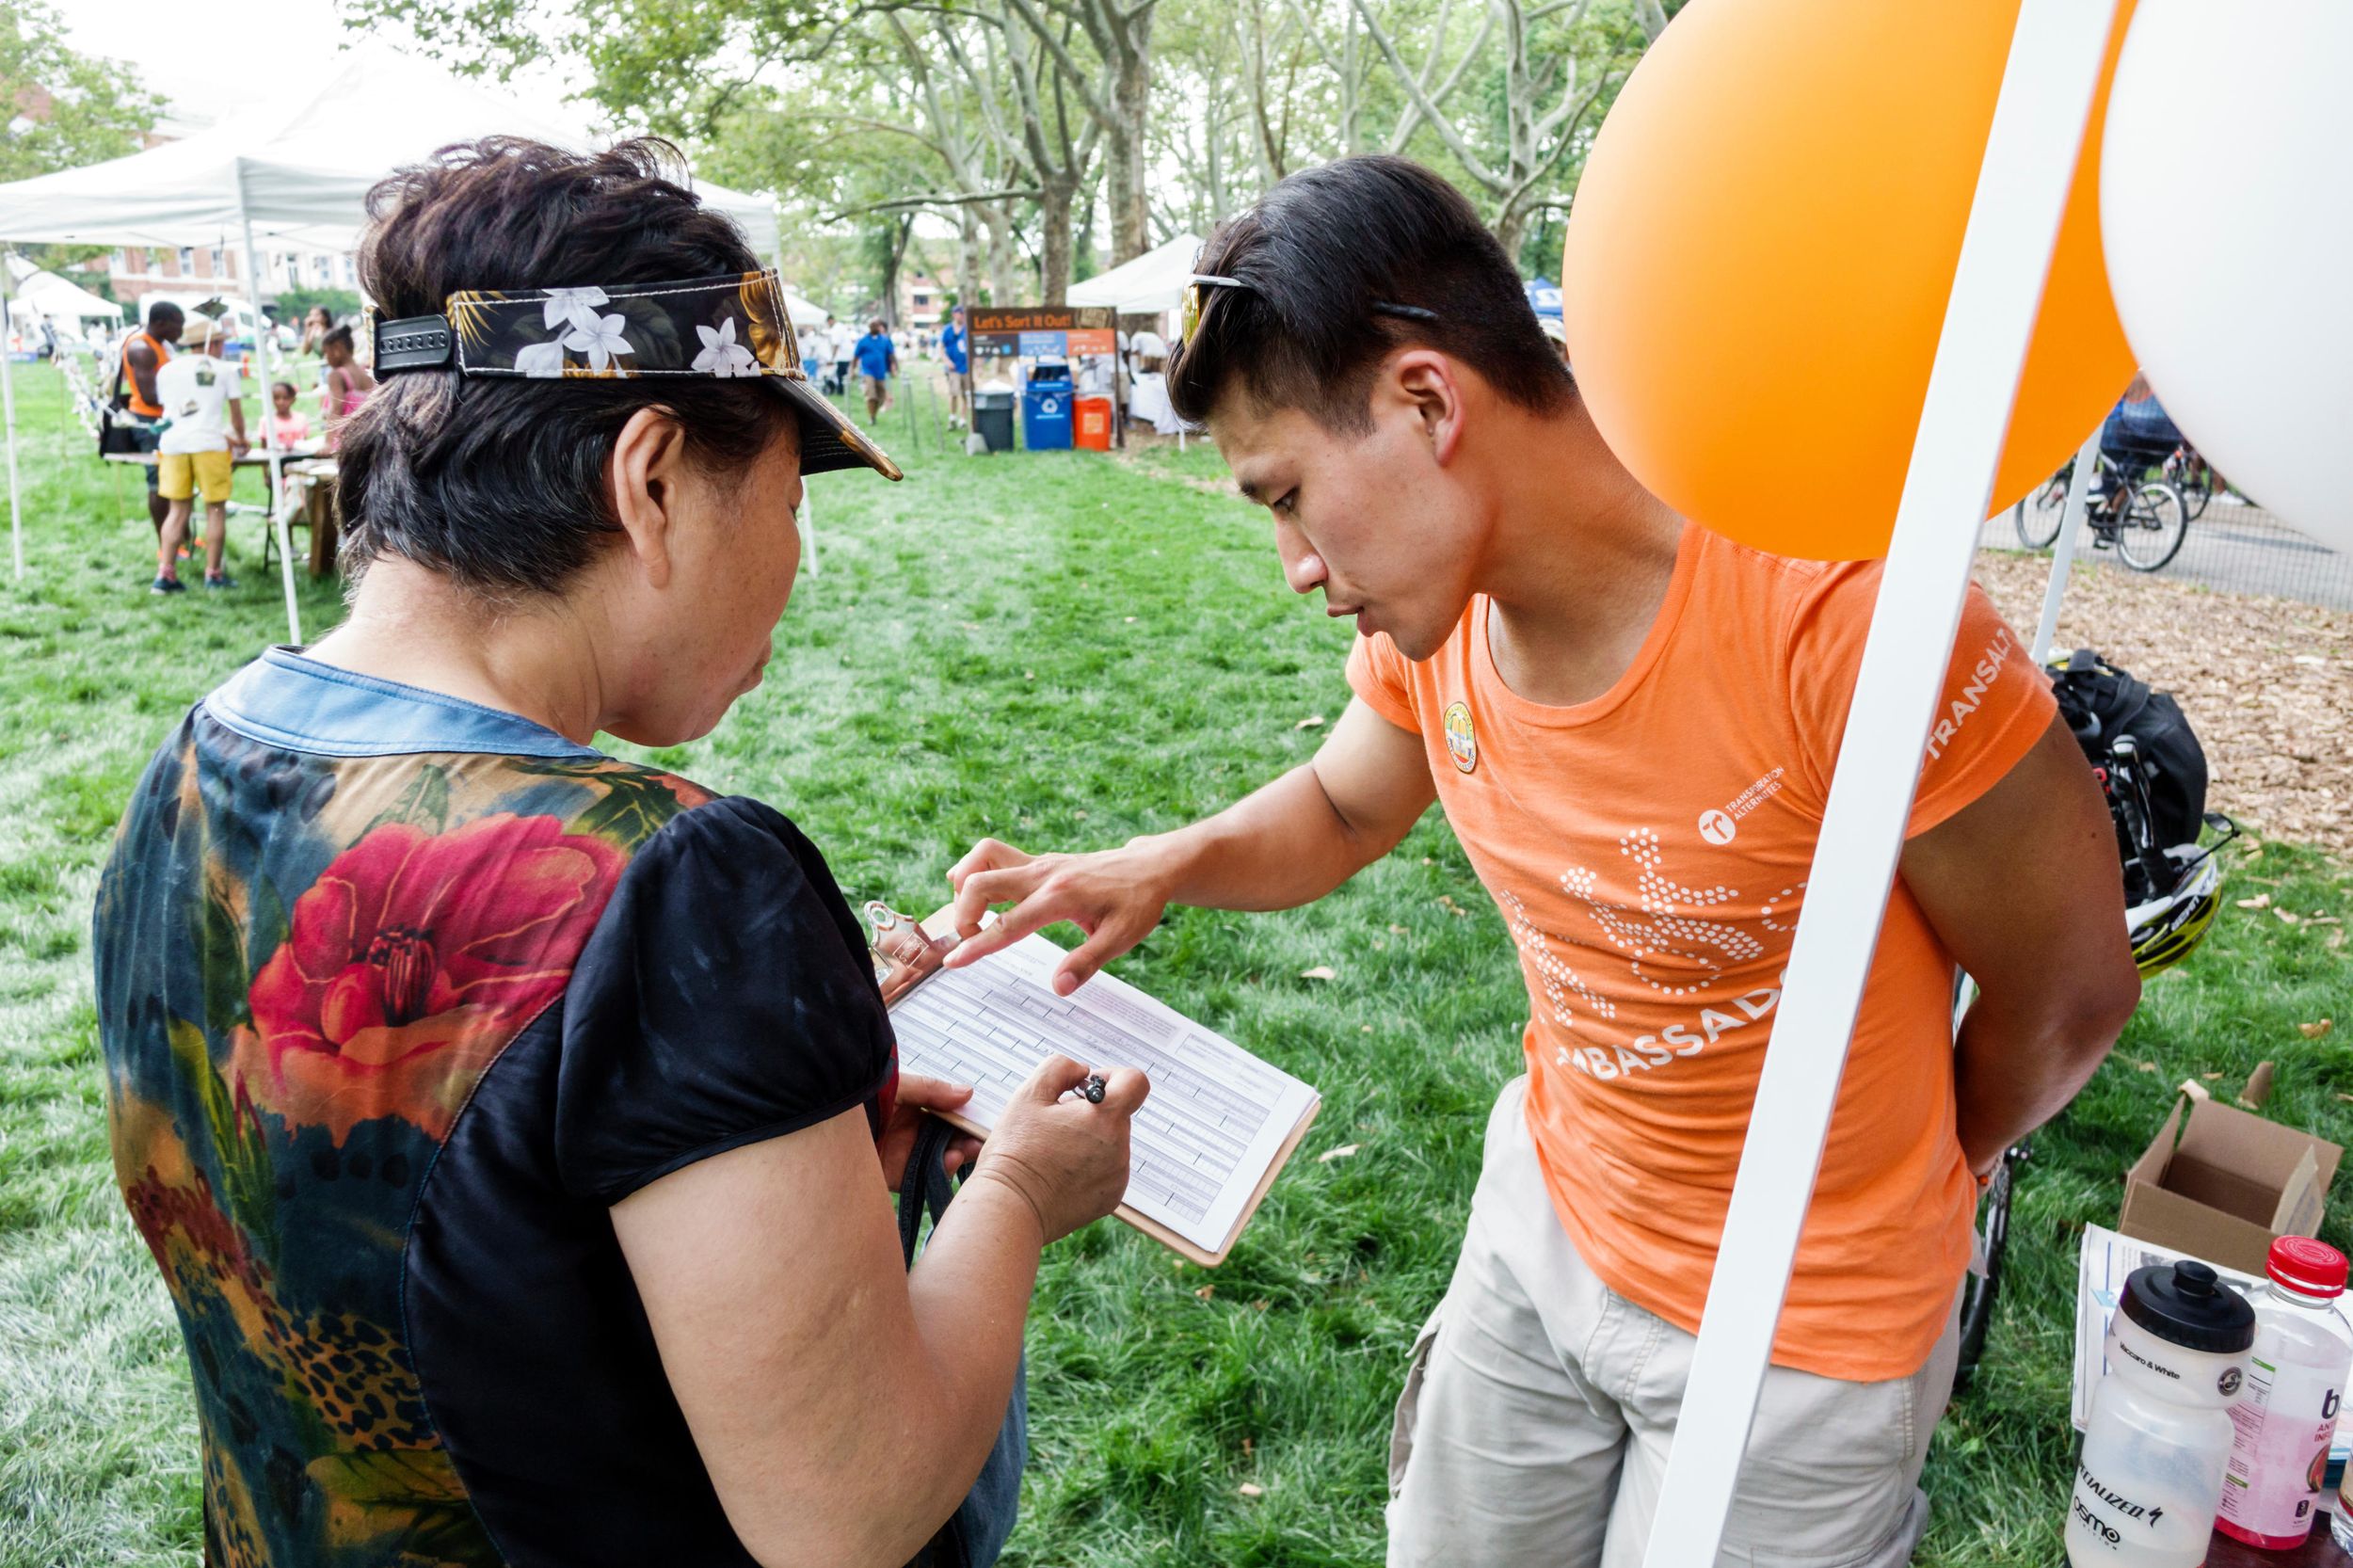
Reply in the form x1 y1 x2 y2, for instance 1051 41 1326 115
1636 0 2121 1561
2032 425 2104 664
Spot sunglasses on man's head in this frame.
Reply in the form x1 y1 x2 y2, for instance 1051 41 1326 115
1180 273 1441 344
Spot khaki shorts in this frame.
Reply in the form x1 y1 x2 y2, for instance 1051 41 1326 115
158 450 233 504
1386 1076 1961 1568
861 373 890 401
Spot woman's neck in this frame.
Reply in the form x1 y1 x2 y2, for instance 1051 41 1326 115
304 558 613 744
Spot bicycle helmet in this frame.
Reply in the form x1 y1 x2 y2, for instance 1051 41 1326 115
2126 845 2223 978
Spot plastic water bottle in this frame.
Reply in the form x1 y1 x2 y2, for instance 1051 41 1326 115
2218 1237 2352 1550
2068 1259 2255 1566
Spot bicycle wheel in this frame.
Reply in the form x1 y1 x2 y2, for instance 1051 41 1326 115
2119 481 2189 570
2012 472 2069 550
2176 465 2213 522
1954 1148 2018 1395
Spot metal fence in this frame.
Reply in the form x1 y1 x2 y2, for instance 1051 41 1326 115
1974 467 2353 611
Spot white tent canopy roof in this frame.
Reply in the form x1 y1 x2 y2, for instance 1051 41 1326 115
5 255 121 323
781 290 849 333
0 51 778 259
1064 233 1202 314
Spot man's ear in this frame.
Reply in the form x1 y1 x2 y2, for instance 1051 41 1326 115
1387 349 1466 467
608 407 688 590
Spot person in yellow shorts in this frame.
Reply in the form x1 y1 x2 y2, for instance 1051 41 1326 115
152 318 249 594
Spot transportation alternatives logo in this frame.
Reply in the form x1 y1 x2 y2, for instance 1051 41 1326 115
1698 808 1736 845
1443 702 1478 774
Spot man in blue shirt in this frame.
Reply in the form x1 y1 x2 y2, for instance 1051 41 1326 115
854 317 897 425
940 306 971 428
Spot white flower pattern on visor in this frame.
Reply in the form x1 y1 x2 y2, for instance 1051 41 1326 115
692 318 758 377
513 340 567 379
541 287 609 335
562 312 634 374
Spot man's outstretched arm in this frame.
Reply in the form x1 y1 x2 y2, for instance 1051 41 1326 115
1902 712 2142 1174
945 696 1436 994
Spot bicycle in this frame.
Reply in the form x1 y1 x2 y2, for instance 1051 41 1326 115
2163 443 2216 522
1951 970 2025 1395
2011 452 2191 572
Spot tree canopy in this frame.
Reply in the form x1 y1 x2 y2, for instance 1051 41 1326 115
1 0 161 184
339 0 1684 314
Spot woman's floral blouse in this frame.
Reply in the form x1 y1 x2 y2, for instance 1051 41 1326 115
94 649 897 1566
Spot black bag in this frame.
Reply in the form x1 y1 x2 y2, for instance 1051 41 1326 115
897 1115 1026 1568
2047 649 2217 904
99 342 154 456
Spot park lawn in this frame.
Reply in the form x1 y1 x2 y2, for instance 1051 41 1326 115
3 359 2350 1567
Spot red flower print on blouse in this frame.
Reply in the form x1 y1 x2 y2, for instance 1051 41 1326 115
237 814 625 1144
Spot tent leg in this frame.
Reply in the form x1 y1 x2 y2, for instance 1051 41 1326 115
2 254 22 582
2030 425 2102 664
239 201 300 644
800 490 818 578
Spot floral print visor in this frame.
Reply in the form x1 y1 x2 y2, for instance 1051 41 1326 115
370 269 901 480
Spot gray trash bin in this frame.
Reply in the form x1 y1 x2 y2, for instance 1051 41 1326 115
974 384 1016 454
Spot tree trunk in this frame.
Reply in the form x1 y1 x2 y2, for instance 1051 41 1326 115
1492 200 1531 271
876 215 915 328
1103 13 1155 264
955 210 982 310
1038 180 1075 304
980 201 1018 306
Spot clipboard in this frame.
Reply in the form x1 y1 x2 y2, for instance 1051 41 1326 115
867 902 1321 1267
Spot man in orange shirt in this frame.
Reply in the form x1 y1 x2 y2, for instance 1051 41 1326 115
121 300 184 538
944 155 2139 1565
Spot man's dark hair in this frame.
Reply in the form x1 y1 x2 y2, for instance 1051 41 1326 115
1168 154 1571 433
339 136 792 599
146 301 184 335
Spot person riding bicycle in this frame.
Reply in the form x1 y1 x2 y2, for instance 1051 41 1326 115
2092 372 2185 506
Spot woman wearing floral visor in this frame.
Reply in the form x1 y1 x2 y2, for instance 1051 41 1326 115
92 136 1144 1568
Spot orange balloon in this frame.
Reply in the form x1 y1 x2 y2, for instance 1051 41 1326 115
1561 0 2137 560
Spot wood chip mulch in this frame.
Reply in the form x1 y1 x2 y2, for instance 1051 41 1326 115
1976 552 2353 863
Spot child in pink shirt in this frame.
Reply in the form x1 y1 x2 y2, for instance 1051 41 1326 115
266 381 312 449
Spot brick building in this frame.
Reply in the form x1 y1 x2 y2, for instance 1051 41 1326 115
104 245 360 312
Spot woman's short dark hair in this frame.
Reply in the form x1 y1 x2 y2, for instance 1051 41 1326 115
1168 155 1572 435
338 136 793 598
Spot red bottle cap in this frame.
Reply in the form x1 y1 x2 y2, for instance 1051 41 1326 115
2267 1236 2348 1297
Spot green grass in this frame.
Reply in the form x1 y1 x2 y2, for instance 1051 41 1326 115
3 360 2350 1566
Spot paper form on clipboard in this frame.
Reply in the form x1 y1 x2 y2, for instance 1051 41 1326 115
873 907 1321 1266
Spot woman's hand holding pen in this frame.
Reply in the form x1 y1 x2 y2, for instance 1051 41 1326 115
966 1054 1149 1246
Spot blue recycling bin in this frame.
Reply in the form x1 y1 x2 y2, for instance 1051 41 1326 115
1022 376 1075 451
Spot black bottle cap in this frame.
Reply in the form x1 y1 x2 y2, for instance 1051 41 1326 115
2120 1260 2256 1354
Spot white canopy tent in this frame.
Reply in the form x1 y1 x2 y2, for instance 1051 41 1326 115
1064 233 1202 314
0 52 779 256
5 257 121 338
0 50 785 631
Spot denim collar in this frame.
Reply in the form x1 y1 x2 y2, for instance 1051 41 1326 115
203 647 605 760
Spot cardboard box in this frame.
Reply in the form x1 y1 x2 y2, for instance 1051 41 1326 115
2118 1094 2342 1275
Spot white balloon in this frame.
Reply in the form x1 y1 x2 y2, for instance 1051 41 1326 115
2100 0 2353 551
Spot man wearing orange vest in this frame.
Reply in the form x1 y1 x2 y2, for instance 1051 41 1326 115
121 301 184 537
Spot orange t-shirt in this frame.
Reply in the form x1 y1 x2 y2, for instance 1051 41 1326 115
1346 525 2056 1382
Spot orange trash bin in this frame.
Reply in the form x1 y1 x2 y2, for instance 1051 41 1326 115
1074 395 1113 451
